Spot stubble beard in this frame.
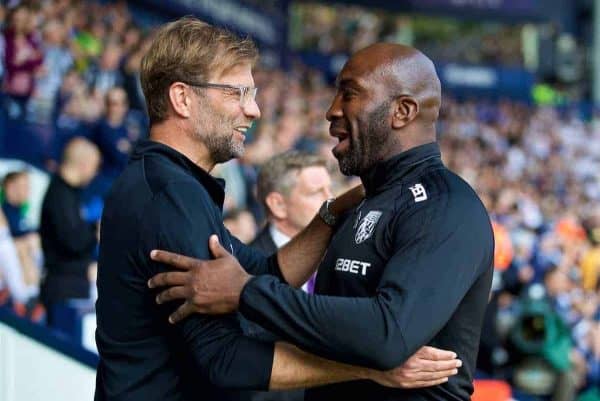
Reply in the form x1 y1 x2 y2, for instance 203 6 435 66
193 100 245 164
336 100 390 176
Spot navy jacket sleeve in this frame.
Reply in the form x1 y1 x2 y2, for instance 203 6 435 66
147 181 274 389
239 194 493 370
229 233 284 280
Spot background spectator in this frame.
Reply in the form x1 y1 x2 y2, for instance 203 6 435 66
0 207 39 316
39 137 100 327
2 4 43 119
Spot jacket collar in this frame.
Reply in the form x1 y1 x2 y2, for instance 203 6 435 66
131 140 226 208
360 142 442 197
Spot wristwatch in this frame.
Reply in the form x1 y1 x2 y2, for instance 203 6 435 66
318 198 337 227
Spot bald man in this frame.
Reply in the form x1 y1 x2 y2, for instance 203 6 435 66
40 137 101 326
149 43 494 401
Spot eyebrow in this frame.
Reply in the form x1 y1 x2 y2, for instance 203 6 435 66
335 78 363 91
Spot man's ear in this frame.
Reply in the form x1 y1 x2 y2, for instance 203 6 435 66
168 82 193 119
265 192 287 220
391 96 419 129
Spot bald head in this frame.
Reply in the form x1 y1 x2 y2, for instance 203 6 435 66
61 137 101 187
63 137 100 165
343 43 442 127
326 43 442 176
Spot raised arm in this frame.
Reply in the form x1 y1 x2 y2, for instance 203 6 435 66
224 185 364 285
276 185 364 287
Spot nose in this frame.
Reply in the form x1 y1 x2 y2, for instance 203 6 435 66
243 97 261 120
325 93 342 122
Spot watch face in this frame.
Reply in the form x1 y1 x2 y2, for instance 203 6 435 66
320 199 336 226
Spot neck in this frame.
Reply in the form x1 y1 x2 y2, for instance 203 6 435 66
149 121 215 172
107 115 125 127
380 125 436 162
4 196 20 207
272 219 300 238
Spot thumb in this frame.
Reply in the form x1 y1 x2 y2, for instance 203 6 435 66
209 235 229 258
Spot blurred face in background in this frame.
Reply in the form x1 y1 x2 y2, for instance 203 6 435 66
79 151 101 186
105 88 129 125
281 165 332 233
100 44 123 71
0 6 6 27
4 173 30 206
9 6 30 33
544 269 572 298
43 20 66 46
124 26 141 50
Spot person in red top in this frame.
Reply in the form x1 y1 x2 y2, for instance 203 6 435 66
2 5 43 117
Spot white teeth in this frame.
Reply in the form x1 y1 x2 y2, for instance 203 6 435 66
235 127 248 133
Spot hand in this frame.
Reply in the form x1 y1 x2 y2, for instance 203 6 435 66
148 235 252 323
369 346 461 389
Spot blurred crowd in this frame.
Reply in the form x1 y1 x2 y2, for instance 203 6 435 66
290 3 524 67
0 1 598 400
0 0 146 169
0 0 147 331
439 99 600 399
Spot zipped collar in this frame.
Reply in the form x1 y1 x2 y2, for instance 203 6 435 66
360 142 442 197
131 140 226 208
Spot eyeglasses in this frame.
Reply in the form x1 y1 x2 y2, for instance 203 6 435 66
183 81 258 107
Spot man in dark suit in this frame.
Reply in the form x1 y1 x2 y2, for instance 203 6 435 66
252 151 332 293
245 151 333 401
249 222 277 256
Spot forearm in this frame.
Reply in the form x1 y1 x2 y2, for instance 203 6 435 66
277 185 364 287
241 275 407 370
270 342 372 390
277 216 331 287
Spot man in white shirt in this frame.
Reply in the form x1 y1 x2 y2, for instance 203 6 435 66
251 151 333 293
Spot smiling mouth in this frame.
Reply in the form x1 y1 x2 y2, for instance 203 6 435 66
234 127 249 134
332 136 350 156
233 127 249 140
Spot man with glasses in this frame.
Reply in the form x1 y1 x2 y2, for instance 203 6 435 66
94 18 460 401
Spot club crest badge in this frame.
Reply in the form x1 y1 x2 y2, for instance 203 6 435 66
355 211 382 244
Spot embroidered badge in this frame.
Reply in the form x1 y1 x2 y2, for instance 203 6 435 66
355 211 383 244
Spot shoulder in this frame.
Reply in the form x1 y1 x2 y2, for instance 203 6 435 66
135 155 212 204
385 167 490 239
249 225 277 255
42 176 68 203
396 167 482 213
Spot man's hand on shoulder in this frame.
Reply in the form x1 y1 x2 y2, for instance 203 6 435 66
148 235 251 323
